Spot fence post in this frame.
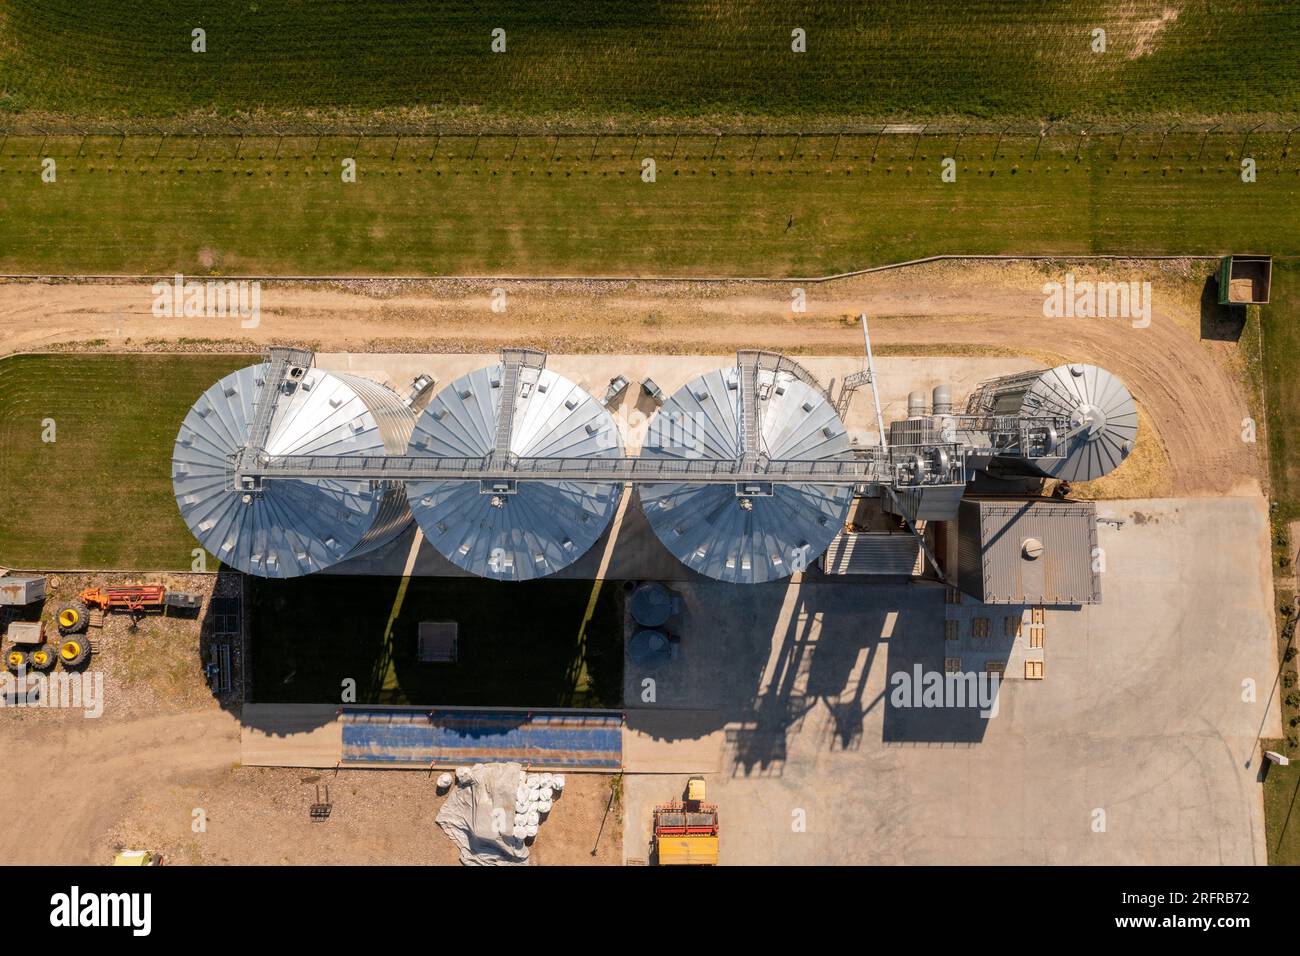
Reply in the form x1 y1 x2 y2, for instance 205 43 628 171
991 123 1009 162
751 130 762 161
830 128 842 161
911 123 928 162
1073 124 1093 163
1115 122 1136 158
709 133 720 161
1240 121 1264 159
1155 124 1175 162
1033 122 1052 162
1197 123 1219 162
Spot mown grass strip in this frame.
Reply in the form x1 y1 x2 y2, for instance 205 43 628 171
1 135 1296 276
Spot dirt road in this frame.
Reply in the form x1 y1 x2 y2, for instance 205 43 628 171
0 258 1260 497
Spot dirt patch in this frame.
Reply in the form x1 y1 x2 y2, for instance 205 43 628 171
101 766 622 866
0 571 241 863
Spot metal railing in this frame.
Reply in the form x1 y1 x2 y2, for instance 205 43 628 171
235 443 969 488
237 347 314 473
221 346 1075 496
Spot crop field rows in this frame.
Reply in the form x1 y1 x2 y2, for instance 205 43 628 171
3 1 1297 120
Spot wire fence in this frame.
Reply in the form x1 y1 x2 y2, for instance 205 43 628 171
0 120 1295 164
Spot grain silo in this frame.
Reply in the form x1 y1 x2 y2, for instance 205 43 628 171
172 363 415 578
405 357 624 581
963 363 1138 481
638 357 853 584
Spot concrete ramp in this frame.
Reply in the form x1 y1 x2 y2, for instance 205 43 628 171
622 710 726 773
240 705 343 768
239 704 716 773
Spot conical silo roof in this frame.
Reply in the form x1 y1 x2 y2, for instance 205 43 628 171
172 364 414 578
1020 364 1138 481
638 364 853 584
405 364 624 581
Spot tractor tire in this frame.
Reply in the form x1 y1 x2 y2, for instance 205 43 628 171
58 637 90 670
28 643 58 672
4 645 31 673
56 601 90 635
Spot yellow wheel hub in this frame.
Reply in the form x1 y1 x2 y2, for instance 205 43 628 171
59 608 80 627
60 640 82 660
31 650 51 666
6 651 24 667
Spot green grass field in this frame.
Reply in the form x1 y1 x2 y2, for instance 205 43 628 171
2 1 1297 122
0 352 253 569
1 129 1297 275
1263 261 1300 522
1260 263 1300 866
1264 735 1300 864
248 575 624 707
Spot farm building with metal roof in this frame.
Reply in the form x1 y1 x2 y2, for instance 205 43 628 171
956 498 1100 606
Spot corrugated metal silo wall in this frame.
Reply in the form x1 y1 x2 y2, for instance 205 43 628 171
335 373 417 560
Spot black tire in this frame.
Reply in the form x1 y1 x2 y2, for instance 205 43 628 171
28 643 58 672
56 601 90 635
4 645 31 673
58 637 90 669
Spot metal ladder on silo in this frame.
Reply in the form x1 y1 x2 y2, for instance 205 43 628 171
239 347 315 473
493 348 546 464
737 350 762 466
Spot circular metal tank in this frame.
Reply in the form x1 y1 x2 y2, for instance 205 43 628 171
627 629 673 671
977 363 1138 481
630 582 676 628
405 364 624 581
172 365 415 578
638 363 853 584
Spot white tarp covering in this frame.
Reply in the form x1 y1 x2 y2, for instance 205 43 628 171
436 762 531 866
